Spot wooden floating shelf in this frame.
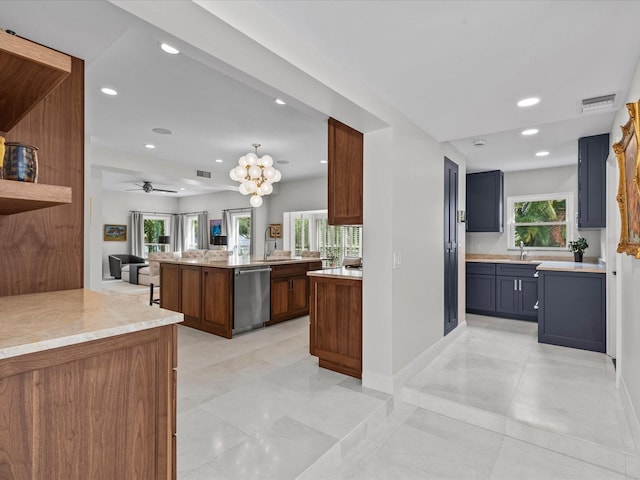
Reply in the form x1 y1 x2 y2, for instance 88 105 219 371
0 30 71 132
0 179 72 215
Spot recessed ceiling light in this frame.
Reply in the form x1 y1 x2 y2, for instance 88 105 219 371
100 87 117 96
274 98 286 105
473 139 487 147
521 128 539 136
276 160 290 165
152 127 172 135
320 160 327 164
535 151 550 157
517 97 540 107
215 159 223 163
180 187 185 191
160 43 180 55
145 144 156 149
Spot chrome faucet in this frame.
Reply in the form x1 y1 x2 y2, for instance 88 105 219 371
263 226 270 260
519 241 528 260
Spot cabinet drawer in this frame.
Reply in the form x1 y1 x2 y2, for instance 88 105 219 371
495 263 537 277
466 262 495 275
270 263 309 279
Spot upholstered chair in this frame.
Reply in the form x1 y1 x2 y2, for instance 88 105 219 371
268 250 292 259
301 250 321 258
181 249 207 259
205 250 229 261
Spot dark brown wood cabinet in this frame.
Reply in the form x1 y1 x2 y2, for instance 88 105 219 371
268 261 322 325
309 275 362 378
0 325 177 480
161 263 234 339
180 266 202 326
0 32 84 297
160 263 180 313
202 267 233 338
328 117 363 225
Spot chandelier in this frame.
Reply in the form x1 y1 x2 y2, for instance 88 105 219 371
229 143 282 207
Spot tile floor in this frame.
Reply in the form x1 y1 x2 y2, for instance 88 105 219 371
100 281 639 479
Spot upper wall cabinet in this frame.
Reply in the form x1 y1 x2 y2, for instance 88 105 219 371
578 133 609 229
328 117 363 225
0 30 71 132
466 170 504 232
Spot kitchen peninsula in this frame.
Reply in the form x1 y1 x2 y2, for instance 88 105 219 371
159 256 322 338
0 289 182 479
308 267 363 378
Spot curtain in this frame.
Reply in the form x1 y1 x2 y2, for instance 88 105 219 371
130 211 144 257
172 214 184 253
221 209 230 236
197 212 209 249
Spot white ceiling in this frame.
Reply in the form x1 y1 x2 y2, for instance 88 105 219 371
3 0 640 194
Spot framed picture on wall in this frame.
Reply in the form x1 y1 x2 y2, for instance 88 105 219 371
614 99 640 259
104 224 127 242
210 219 222 243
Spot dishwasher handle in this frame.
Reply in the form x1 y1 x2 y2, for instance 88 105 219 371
236 267 273 275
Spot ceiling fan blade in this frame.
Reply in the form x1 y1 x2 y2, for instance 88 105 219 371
125 188 142 191
152 188 178 193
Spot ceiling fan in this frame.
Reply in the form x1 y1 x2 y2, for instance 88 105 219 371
127 181 177 194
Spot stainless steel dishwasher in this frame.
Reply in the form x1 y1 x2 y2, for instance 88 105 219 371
233 266 272 335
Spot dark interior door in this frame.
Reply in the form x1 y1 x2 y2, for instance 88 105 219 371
444 157 459 335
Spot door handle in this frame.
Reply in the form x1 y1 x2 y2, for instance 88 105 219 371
514 279 517 291
533 272 539 278
519 279 522 291
533 300 539 310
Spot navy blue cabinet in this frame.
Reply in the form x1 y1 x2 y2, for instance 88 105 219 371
466 170 504 232
495 264 538 321
578 134 609 229
538 270 606 352
466 262 496 314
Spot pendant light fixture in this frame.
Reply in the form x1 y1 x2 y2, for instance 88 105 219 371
229 143 282 207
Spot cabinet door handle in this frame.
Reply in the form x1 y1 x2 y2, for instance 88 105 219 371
533 300 539 310
519 279 522 291
533 272 539 278
514 279 517 291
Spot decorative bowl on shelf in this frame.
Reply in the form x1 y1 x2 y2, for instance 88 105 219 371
3 142 38 182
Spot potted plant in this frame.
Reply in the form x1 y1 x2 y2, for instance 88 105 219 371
568 237 588 263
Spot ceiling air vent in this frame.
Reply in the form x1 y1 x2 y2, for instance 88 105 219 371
196 169 211 179
581 94 616 113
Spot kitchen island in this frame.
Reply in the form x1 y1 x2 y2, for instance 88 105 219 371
0 289 182 479
308 267 363 378
159 256 322 338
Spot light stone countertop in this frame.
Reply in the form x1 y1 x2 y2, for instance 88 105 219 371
307 267 363 280
0 289 183 360
536 261 606 274
159 256 323 269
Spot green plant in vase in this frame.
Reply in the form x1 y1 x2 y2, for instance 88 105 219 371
568 237 588 263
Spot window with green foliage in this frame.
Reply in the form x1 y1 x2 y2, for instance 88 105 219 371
143 215 170 256
286 210 362 265
508 193 574 250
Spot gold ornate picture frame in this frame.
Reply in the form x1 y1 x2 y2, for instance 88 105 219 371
613 99 640 258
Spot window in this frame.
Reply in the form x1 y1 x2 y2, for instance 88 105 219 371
143 215 171 256
285 210 362 265
507 193 574 250
184 215 198 250
228 211 252 256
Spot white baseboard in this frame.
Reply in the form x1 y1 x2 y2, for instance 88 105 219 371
620 375 640 456
391 320 467 395
362 370 394 394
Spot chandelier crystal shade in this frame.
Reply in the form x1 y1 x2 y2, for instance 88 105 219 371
229 143 281 207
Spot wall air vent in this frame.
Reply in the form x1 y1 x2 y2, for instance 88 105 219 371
196 169 211 179
581 94 616 113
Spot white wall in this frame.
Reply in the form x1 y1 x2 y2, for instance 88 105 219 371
101 190 179 278
466 165 602 259
609 58 640 442
267 176 327 224
102 2 469 395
